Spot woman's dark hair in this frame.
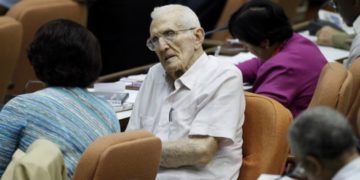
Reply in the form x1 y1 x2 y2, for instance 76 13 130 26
228 0 293 46
28 19 102 87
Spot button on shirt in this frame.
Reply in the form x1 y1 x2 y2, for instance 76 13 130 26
127 53 245 180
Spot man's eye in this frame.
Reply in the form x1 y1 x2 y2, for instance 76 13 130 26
163 30 176 37
152 37 159 43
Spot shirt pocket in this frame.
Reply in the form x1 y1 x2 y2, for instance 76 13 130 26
169 106 196 138
171 104 197 122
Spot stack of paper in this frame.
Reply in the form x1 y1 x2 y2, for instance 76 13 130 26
92 81 133 112
94 81 125 92
120 74 147 90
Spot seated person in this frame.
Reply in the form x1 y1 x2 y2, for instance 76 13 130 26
316 26 354 50
328 0 360 68
126 4 245 180
289 107 360 180
314 0 357 51
0 19 120 179
228 0 327 117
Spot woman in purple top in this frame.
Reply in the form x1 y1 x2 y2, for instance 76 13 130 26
228 0 327 117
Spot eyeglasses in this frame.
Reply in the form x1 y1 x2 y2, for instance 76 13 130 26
328 0 337 9
146 28 196 51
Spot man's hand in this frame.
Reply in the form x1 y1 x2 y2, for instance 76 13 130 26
316 26 342 46
160 136 218 168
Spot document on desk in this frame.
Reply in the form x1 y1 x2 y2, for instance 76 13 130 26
217 52 256 64
94 81 125 92
116 90 138 120
257 174 294 180
92 82 136 112
318 46 349 62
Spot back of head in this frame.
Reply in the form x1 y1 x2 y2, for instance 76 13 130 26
289 107 356 162
28 19 102 87
228 0 293 46
151 4 201 29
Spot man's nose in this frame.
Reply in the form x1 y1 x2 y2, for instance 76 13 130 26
157 37 170 51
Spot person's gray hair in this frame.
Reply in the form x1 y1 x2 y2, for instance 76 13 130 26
289 107 356 161
151 4 201 29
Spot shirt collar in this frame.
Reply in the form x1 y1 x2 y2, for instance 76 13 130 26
176 53 208 90
332 157 360 180
354 15 360 34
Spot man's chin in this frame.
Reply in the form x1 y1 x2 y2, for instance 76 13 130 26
164 63 178 72
165 67 184 80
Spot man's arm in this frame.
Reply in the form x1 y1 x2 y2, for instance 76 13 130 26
316 26 353 50
160 136 218 168
236 58 261 83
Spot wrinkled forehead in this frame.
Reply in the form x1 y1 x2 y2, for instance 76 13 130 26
149 16 185 35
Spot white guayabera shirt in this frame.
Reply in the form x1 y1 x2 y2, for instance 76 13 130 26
127 53 246 180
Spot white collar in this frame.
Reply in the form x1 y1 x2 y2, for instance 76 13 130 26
176 53 207 90
332 157 360 180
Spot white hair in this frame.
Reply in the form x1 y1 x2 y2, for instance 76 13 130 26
151 4 201 29
289 107 356 160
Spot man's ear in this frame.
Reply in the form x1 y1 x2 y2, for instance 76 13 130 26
194 27 205 49
260 39 270 49
304 156 323 176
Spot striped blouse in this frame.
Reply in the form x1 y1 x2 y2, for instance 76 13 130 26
0 87 120 179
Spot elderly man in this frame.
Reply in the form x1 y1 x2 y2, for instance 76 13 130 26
126 4 245 180
289 107 360 180
329 0 360 68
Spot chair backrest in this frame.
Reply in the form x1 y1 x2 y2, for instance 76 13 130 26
73 130 162 180
5 0 87 95
2 139 66 180
239 92 292 180
0 16 22 104
308 62 353 115
347 58 360 135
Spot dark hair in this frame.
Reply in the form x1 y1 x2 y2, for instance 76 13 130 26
28 19 102 87
228 0 293 46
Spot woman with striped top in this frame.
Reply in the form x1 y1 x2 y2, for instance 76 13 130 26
0 19 120 179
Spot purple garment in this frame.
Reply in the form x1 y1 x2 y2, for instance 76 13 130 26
237 33 327 117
